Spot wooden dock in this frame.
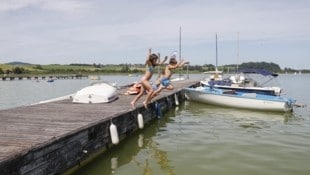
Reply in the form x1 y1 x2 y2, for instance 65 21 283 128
0 78 200 175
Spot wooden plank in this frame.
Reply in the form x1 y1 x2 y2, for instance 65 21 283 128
0 78 199 170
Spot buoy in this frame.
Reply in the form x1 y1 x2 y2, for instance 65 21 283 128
137 113 144 129
109 122 119 145
174 94 179 106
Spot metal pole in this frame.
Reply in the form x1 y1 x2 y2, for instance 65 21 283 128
179 26 182 79
215 33 218 70
237 32 239 72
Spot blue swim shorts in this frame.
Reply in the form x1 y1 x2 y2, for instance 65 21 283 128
161 78 170 87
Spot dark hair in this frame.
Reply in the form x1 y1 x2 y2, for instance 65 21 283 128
169 58 177 64
149 54 158 61
147 53 158 66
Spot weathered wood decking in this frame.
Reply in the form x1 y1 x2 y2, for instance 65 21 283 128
0 78 200 175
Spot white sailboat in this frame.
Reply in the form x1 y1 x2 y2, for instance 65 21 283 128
201 34 282 96
201 68 282 96
184 86 295 112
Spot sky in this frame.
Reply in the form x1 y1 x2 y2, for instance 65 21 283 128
0 0 309 69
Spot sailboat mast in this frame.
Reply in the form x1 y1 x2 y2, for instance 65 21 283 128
237 32 239 72
179 26 182 78
215 34 218 71
179 27 182 61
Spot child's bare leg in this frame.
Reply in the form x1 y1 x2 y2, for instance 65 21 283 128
142 101 148 108
130 87 144 109
141 80 153 108
130 98 138 109
130 97 138 109
166 84 174 90
143 89 154 108
150 86 163 100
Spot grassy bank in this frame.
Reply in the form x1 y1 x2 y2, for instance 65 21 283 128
0 64 145 77
0 63 203 77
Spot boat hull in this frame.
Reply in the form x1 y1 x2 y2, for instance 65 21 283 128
185 87 294 112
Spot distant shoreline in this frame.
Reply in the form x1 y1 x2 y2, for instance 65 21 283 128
1 62 309 77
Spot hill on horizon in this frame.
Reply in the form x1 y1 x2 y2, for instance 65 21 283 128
5 61 33 66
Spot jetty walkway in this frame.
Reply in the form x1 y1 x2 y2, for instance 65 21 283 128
0 78 200 175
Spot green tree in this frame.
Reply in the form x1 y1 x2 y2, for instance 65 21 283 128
34 65 43 70
121 65 130 72
12 67 25 74
5 69 12 74
239 62 281 73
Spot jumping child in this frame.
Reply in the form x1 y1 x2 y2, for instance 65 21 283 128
130 48 167 108
144 57 189 106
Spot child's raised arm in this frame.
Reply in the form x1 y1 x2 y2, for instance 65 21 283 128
176 59 189 68
145 48 151 61
158 55 168 65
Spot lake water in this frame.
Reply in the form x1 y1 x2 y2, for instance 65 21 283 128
1 74 310 175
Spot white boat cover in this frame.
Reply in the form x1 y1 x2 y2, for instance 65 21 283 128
73 82 118 104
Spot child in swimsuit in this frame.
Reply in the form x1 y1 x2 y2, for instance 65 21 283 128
130 48 167 108
145 57 189 105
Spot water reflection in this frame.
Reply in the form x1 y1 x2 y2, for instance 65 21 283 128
132 133 175 175
183 101 293 122
182 100 298 134
71 99 309 175
71 109 178 175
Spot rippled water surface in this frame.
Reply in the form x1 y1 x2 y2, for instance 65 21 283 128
0 75 137 110
71 102 310 175
1 74 310 175
71 74 310 175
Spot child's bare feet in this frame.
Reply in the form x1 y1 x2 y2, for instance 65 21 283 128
130 101 136 109
143 101 148 108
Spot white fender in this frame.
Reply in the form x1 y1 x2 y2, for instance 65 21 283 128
110 122 119 145
174 93 179 106
137 113 144 129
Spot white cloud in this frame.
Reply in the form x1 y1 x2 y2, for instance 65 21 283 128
0 0 91 13
0 0 309 68
0 0 39 11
